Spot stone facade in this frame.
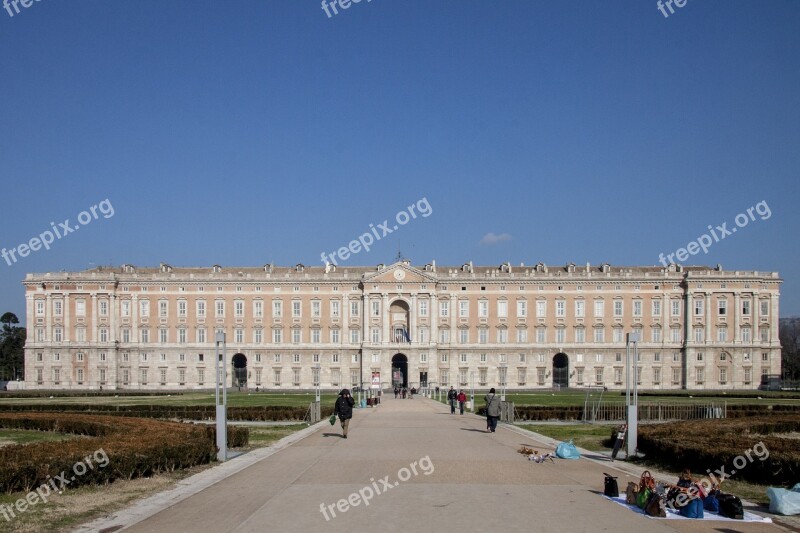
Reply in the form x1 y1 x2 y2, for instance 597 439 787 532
23 261 782 391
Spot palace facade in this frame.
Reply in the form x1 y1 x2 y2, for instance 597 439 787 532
23 261 782 391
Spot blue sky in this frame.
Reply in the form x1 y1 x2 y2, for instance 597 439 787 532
1 0 798 321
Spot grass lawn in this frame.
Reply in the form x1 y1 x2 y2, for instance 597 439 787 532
237 423 311 447
519 423 616 452
0 428 79 447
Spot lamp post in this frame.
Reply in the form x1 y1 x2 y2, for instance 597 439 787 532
215 331 227 462
499 362 507 401
470 371 475 412
314 363 321 403
626 331 640 458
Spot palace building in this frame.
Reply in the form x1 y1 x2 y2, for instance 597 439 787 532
23 261 782 391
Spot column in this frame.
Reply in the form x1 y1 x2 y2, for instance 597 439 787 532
430 294 438 344
705 292 711 345
362 293 368 344
450 294 457 341
91 294 98 343
63 293 71 342
382 293 390 345
410 293 417 344
733 293 741 343
45 294 53 343
110 294 117 343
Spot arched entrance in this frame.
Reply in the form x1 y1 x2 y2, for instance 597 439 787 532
232 353 247 388
553 353 569 389
390 300 411 343
391 353 408 388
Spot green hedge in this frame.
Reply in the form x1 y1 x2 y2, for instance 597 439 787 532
0 404 331 421
0 413 248 493
637 416 800 485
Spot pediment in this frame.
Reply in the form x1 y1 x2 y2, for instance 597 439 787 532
362 262 438 284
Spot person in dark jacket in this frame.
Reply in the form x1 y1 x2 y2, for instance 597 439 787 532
484 387 501 432
334 388 355 438
447 386 458 414
457 390 467 415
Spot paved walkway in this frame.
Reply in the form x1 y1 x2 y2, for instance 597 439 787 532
80 397 787 533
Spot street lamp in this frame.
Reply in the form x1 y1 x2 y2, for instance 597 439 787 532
314 363 321 403
499 362 507 401
215 331 227 462
626 331 640 458
470 371 475 412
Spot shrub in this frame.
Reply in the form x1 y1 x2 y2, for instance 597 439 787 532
0 413 250 493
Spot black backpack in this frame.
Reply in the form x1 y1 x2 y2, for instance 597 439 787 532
717 493 744 519
603 473 619 497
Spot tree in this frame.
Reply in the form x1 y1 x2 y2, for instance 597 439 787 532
779 317 800 382
0 312 26 381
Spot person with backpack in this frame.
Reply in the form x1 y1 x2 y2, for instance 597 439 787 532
334 389 355 439
447 386 458 414
484 388 501 432
457 390 467 414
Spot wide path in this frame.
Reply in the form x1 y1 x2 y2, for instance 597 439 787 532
99 397 782 533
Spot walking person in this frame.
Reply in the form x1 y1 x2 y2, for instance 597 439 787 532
484 387 501 432
334 388 355 439
457 390 467 415
447 386 457 414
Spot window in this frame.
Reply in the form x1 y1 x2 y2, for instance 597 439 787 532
313 353 320 363
331 300 340 318
742 300 751 316
235 300 244 317
652 327 662 343
744 367 752 384
439 329 450 343
575 300 585 318
253 329 262 343
197 300 206 317
293 353 301 363
54 300 63 316
312 329 321 343
35 300 45 316
273 329 283 343
440 353 448 363
717 327 727 342
291 301 301 318
594 300 604 317
596 353 603 363
140 300 150 317
742 327 751 343
653 367 661 385
555 328 565 344
696 352 704 362
480 353 487 363
654 352 661 362
140 329 150 343
197 328 206 343
613 328 623 343
652 300 661 317
672 367 681 385
273 369 282 386
140 368 148 385
273 300 283 318
419 327 429 343
158 300 168 318
760 327 769 342
350 329 360 344
718 299 727 315
536 328 546 344
75 299 86 317
460 353 468 363
331 369 341 386
556 300 565 317
372 300 381 317
517 329 528 343
215 300 225 318
576 368 584 385
696 367 704 384
235 328 244 343
312 367 320 386
419 300 428 317
517 300 527 318
331 329 340 343
613 300 623 317
536 300 546 317
371 328 381 343
614 368 622 384
671 328 681 343
461 301 471 318
159 328 168 343
760 300 769 317
694 298 704 316
762 352 769 362
459 329 469 344
594 328 604 343
478 329 488 344
292 329 301 344
497 300 508 318
312 301 321 318
671 300 681 317
537 368 545 385
350 301 360 317
694 327 704 343
498 329 508 344
420 353 427 363
519 353 526 363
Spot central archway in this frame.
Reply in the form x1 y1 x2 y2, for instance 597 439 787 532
552 353 569 389
232 353 247 388
391 353 408 388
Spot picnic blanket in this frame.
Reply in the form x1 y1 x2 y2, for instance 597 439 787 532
603 496 772 523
